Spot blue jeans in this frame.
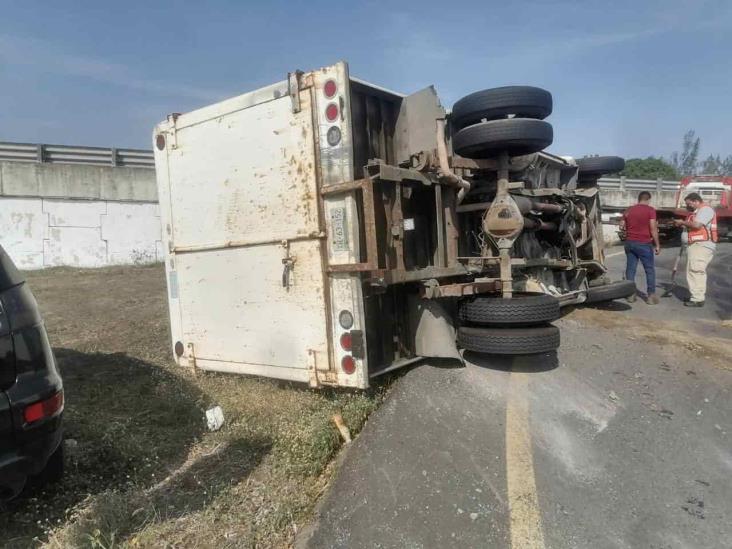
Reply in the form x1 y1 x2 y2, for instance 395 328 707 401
625 241 656 295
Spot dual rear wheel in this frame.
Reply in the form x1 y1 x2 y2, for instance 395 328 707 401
451 86 554 158
457 293 561 355
457 282 636 355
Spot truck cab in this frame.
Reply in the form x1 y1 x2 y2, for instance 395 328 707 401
658 175 732 240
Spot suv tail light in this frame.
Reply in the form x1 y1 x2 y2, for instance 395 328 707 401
24 390 64 425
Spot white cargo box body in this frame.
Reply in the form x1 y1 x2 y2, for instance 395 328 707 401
153 62 406 389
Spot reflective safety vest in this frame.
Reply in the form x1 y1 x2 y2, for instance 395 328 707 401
687 204 718 243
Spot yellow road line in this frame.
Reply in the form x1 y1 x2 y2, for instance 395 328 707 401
506 372 545 549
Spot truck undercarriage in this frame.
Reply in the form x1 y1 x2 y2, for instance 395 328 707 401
336 84 633 371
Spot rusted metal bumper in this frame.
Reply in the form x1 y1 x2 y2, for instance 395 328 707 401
420 279 501 298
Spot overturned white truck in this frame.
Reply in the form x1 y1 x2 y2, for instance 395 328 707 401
152 61 631 389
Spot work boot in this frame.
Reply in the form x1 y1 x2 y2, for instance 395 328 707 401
684 300 705 308
647 293 660 305
626 293 637 303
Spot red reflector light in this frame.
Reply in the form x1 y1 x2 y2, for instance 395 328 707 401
341 355 356 374
325 103 339 122
24 391 64 425
324 79 337 98
340 332 352 351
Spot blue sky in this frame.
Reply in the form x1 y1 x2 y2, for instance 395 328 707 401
1 0 730 160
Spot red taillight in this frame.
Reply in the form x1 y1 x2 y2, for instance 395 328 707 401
24 391 64 425
341 355 356 374
325 103 339 122
340 332 352 351
324 80 337 98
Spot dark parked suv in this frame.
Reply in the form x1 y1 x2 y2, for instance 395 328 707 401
0 246 63 500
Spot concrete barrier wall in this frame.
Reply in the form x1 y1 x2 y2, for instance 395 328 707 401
0 159 677 268
0 161 157 201
599 188 678 209
0 161 161 269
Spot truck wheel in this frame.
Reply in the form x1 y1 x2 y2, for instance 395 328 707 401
576 156 625 176
584 280 636 303
453 119 553 159
459 293 560 326
577 175 600 188
451 86 552 130
458 325 560 355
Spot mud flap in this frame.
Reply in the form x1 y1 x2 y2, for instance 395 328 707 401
408 295 462 361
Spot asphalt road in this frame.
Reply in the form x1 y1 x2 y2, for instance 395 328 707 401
302 243 732 549
603 242 732 329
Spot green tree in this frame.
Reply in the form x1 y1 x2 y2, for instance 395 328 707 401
669 130 700 176
700 154 722 174
721 155 732 176
619 157 679 180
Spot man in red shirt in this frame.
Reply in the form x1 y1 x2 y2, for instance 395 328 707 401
619 191 661 304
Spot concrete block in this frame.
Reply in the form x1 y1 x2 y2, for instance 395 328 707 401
44 199 107 228
1 161 157 203
101 202 161 241
107 242 159 265
43 226 107 268
0 162 41 196
38 164 102 199
102 202 162 265
11 251 44 270
599 189 678 209
0 197 46 254
100 167 158 202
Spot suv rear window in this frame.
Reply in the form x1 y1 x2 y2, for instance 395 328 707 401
0 246 24 291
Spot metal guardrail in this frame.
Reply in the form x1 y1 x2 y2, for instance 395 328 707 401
598 177 680 192
0 144 686 183
0 142 154 169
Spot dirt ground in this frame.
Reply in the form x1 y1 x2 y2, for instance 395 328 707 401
1 265 383 548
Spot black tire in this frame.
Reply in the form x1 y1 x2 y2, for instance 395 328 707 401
584 280 636 304
453 119 553 159
576 156 625 176
459 293 560 326
577 175 600 188
458 325 560 355
451 86 552 130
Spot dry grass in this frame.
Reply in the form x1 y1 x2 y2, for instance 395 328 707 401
1 265 386 548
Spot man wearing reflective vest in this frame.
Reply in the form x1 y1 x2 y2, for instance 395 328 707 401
673 192 718 307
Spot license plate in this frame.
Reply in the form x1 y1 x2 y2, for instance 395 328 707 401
330 207 349 252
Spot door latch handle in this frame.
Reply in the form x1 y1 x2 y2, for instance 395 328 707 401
282 258 295 289
281 240 296 290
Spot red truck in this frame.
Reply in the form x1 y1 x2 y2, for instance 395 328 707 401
656 175 731 240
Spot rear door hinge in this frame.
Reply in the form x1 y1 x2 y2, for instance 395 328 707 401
166 112 180 149
288 70 304 114
186 342 197 369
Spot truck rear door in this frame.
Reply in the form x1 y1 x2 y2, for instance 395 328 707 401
154 78 331 385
